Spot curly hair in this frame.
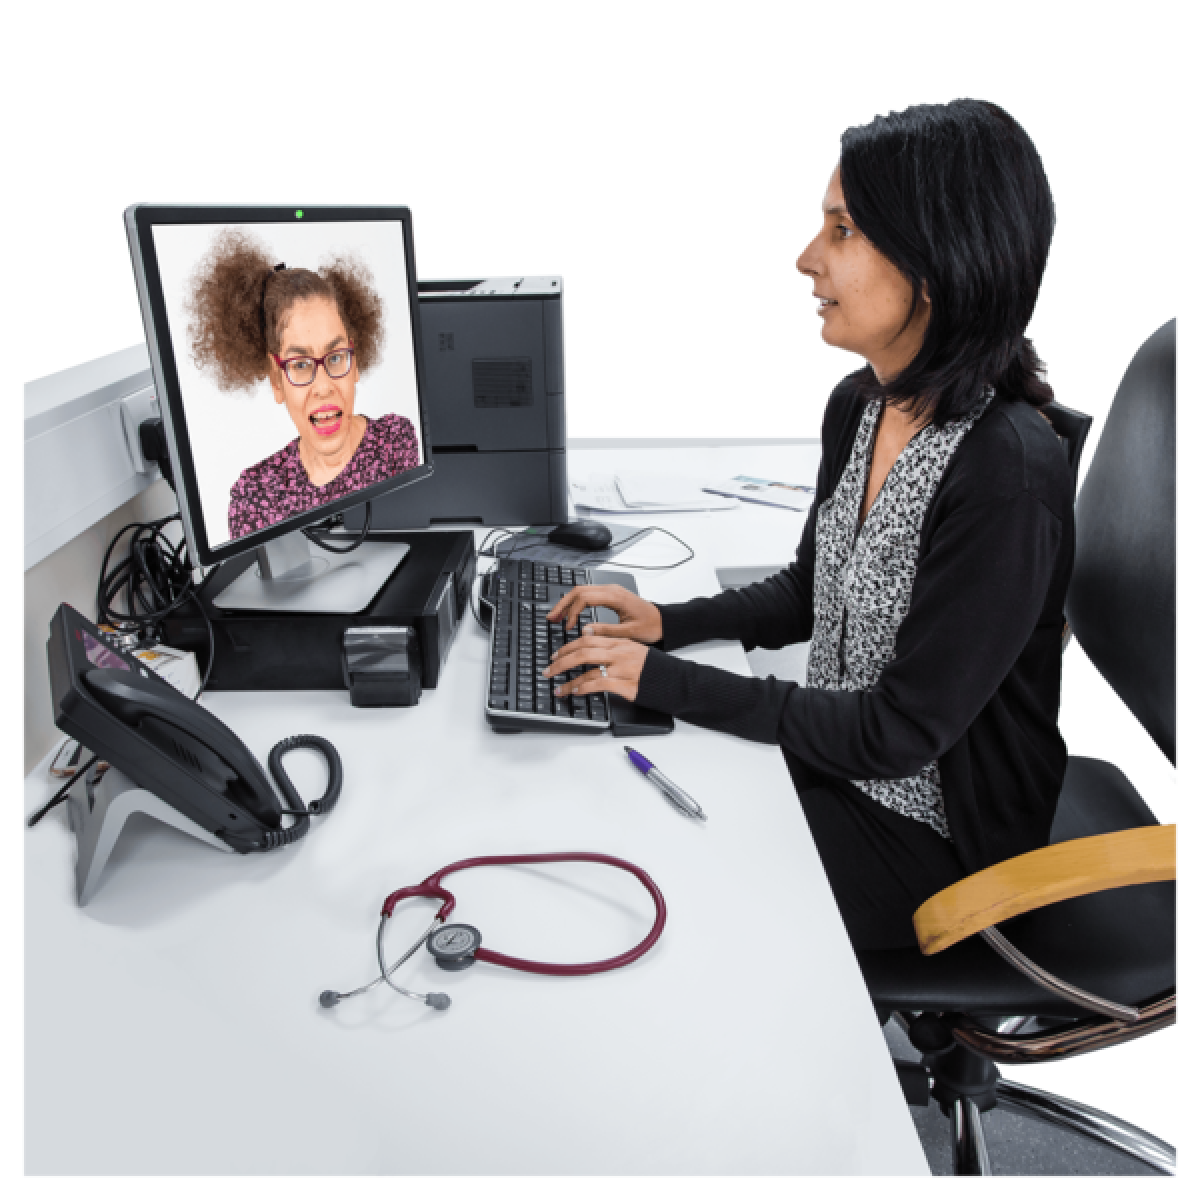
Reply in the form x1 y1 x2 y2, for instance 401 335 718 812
185 229 386 392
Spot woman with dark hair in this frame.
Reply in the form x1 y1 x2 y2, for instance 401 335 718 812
544 99 1074 951
186 230 420 540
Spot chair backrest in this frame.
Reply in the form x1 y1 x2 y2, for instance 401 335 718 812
1065 319 1176 764
1041 401 1093 492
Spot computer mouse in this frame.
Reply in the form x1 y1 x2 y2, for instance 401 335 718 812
546 520 612 551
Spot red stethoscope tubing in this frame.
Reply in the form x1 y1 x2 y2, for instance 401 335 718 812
380 851 667 976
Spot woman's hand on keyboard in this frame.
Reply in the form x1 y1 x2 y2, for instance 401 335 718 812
543 635 649 703
546 585 663 644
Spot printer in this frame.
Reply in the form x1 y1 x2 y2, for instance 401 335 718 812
347 276 569 530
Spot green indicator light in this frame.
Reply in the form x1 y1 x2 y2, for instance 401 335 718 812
295 209 304 218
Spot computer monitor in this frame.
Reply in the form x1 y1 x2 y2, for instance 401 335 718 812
125 205 433 611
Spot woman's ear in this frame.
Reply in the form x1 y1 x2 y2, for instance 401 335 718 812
267 358 286 404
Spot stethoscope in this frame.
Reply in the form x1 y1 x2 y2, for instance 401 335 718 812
320 852 668 1011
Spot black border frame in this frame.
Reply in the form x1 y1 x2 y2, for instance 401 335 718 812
124 204 435 568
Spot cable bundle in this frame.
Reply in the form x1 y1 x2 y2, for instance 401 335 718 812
96 514 214 692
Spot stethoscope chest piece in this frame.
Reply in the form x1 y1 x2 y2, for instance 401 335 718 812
428 923 482 971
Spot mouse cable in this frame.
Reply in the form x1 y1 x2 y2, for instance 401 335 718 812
476 524 694 579
303 501 372 555
579 526 695 571
27 754 100 827
485 526 646 564
96 514 216 695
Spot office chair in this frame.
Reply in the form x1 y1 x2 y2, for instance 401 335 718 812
861 318 1177 1176
1041 399 1093 490
1039 399 1093 650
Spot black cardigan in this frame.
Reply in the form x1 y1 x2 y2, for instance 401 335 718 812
636 377 1075 873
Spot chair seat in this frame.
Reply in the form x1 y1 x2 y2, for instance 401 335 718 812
860 757 1175 1017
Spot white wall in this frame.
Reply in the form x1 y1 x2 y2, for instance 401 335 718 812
16 1 1184 456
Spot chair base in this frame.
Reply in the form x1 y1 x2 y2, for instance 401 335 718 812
893 1056 1176 1175
952 1096 991 1175
994 1078 1175 1176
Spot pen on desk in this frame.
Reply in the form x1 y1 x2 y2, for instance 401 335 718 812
624 747 707 821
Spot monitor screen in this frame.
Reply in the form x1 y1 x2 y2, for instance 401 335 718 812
126 207 431 566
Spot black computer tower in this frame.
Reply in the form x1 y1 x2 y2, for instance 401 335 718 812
161 532 475 692
345 276 569 530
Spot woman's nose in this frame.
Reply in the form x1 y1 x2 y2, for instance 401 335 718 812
796 230 823 278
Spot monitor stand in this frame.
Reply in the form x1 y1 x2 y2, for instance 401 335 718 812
211 531 410 614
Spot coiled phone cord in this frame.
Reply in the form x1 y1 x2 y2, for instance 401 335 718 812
28 738 341 849
262 734 344 849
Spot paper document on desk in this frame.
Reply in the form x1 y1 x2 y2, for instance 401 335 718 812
703 475 815 512
572 473 737 513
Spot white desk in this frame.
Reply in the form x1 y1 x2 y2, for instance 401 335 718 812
24 442 928 1175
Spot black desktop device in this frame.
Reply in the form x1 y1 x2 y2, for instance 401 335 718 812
344 277 569 530
162 530 474 694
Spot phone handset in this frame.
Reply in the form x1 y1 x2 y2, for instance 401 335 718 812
82 669 341 845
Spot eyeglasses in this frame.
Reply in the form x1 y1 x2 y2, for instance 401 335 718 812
271 346 355 387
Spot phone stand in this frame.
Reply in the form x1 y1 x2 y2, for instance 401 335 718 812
66 762 232 905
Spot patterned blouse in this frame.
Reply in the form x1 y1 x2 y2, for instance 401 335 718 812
805 391 992 837
227 412 420 540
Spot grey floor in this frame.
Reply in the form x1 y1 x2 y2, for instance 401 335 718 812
882 1019 1160 1176
720 569 1162 1176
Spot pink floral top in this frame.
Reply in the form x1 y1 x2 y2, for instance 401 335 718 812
227 412 419 540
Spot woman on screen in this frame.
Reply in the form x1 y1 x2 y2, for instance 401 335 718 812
186 231 419 539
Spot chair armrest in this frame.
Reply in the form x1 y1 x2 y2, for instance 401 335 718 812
914 825 1175 955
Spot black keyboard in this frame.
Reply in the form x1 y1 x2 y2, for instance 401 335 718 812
483 558 611 733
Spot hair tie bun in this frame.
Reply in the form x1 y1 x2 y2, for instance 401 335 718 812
274 262 287 272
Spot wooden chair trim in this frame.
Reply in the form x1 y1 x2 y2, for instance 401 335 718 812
914 825 1175 955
